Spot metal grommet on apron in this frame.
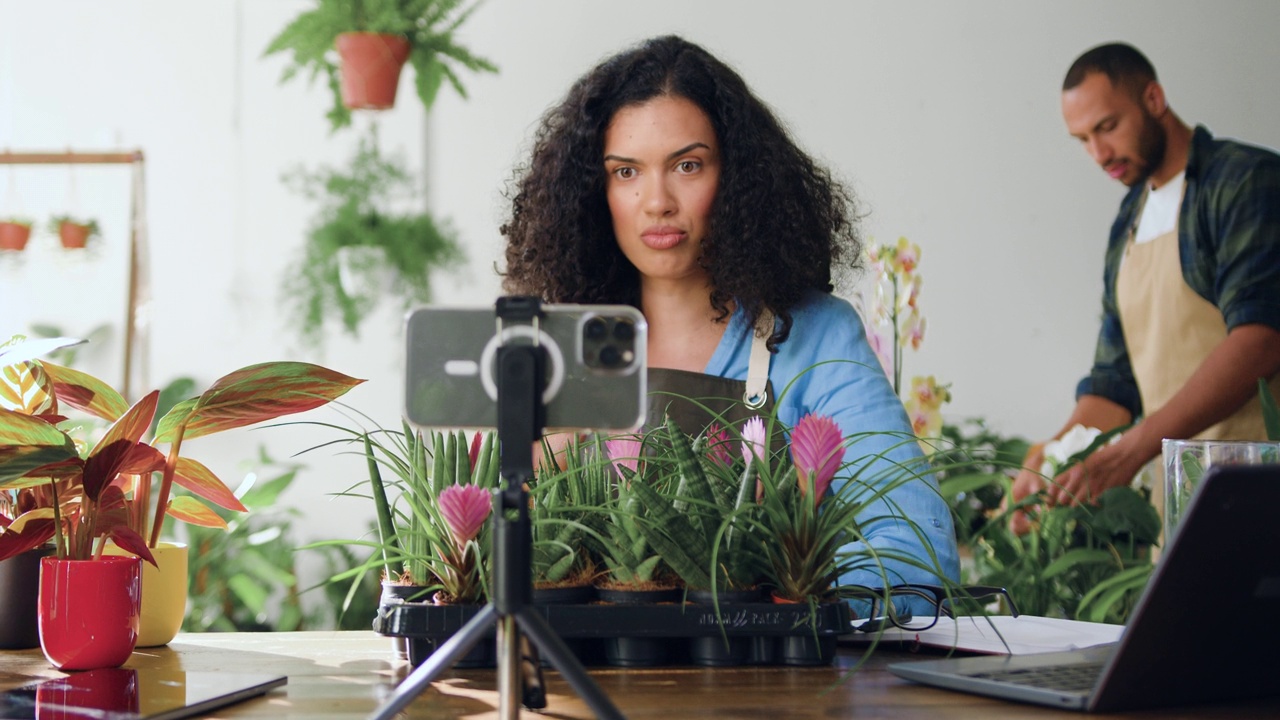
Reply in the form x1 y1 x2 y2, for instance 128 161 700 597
645 310 777 437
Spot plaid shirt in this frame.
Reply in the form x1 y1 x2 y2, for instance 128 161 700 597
1077 125 1280 417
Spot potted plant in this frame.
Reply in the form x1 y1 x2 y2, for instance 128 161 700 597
282 129 464 349
0 341 364 656
263 0 497 131
0 218 33 251
49 215 100 249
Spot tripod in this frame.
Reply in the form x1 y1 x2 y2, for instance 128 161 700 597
370 298 625 720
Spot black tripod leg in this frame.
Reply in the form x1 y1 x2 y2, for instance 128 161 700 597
515 607 626 720
368 605 497 720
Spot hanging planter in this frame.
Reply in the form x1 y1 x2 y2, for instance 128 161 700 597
335 32 410 110
335 244 392 302
0 220 32 251
53 216 99 250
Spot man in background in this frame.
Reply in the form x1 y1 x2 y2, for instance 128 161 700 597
1010 42 1280 534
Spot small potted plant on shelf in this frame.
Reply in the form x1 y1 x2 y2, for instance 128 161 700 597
0 336 363 660
49 215 100 249
263 0 497 131
0 217 34 251
282 128 464 349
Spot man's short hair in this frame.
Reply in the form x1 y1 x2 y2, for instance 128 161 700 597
1063 42 1157 97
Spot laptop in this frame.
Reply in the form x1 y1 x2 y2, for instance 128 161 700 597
889 464 1280 712
0 669 286 720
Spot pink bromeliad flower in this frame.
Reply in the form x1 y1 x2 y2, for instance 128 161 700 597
605 436 643 478
438 484 492 548
704 423 734 467
468 432 483 471
741 417 767 466
790 413 844 505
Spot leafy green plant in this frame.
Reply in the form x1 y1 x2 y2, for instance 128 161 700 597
48 215 100 236
263 0 497 131
932 418 1032 545
282 128 464 348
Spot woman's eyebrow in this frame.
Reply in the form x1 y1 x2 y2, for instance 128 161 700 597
603 142 711 165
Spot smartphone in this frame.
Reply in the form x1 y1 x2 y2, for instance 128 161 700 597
404 304 647 431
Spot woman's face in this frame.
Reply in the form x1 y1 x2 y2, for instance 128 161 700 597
603 95 720 288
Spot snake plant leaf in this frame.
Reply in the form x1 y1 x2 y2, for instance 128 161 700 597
39 361 129 422
166 495 229 530
0 407 80 485
154 362 364 442
626 476 712 589
82 391 159 502
175 456 249 513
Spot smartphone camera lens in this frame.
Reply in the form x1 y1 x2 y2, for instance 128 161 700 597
598 345 622 367
613 320 635 341
584 317 608 340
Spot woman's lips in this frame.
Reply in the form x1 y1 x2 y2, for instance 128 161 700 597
641 227 685 250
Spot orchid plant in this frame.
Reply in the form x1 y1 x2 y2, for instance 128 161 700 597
0 335 363 564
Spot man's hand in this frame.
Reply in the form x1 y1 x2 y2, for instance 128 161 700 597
1045 436 1147 507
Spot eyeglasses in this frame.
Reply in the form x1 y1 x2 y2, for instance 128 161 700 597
843 584 1020 633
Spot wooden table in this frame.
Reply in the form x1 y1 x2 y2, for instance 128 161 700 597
3 631 1278 718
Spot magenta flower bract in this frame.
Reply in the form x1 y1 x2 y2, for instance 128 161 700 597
605 436 643 478
438 484 492 546
468 432 483 473
790 413 844 504
704 423 734 467
741 416 767 466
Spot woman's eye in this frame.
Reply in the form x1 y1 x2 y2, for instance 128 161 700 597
676 160 700 173
613 167 636 180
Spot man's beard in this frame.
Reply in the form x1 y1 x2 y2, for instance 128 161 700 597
1130 111 1168 187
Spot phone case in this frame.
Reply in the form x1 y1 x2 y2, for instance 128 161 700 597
404 304 647 431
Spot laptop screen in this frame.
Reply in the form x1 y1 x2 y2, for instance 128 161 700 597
0 669 286 720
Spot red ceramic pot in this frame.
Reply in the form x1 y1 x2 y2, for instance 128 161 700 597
39 556 141 671
335 32 410 109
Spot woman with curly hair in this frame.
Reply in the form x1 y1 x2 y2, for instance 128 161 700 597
502 35 958 591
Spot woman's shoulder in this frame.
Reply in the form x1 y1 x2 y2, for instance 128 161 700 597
781 291 864 348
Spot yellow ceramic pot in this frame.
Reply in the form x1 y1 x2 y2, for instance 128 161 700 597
104 542 188 647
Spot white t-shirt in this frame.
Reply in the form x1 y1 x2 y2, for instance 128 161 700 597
1133 170 1186 244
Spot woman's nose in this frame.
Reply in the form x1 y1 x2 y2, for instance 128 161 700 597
641 176 677 216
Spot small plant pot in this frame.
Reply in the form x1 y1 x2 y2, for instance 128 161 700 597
104 542 187 647
595 586 680 605
57 221 92 249
38 556 142 671
381 582 434 604
779 634 837 666
335 32 411 110
0 222 32 251
603 636 672 667
0 544 56 649
687 587 764 605
748 635 777 665
688 634 749 667
533 584 596 605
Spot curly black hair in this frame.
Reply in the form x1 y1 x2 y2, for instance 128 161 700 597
501 35 861 349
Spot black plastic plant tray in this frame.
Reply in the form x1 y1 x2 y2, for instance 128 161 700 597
373 600 852 668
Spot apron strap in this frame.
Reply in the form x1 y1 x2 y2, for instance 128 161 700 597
744 310 773 408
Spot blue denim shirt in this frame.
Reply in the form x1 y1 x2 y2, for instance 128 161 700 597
1078 126 1280 417
705 291 961 596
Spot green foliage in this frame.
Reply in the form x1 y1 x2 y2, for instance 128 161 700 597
263 0 497 131
939 419 1160 624
47 215 100 237
281 128 464 349
180 447 379 632
1260 378 1280 441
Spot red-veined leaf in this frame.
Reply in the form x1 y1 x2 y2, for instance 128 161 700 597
82 391 159 501
108 525 157 566
6 507 54 534
173 457 246 513
166 496 227 529
153 362 363 443
0 407 79 485
39 361 129 422
0 517 54 563
1 361 57 415
119 444 166 475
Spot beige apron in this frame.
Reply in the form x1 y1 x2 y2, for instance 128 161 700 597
1116 197 1280 535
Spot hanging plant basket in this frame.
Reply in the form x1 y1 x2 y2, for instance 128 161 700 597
335 32 411 110
0 221 32 251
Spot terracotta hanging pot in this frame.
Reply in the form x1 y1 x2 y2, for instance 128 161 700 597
38 555 142 671
58 221 93 249
0 221 32 251
104 541 188 647
335 32 411 110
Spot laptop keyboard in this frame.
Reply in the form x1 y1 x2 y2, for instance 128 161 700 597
967 661 1104 693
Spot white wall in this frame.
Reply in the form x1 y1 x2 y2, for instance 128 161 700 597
3 0 1280 598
